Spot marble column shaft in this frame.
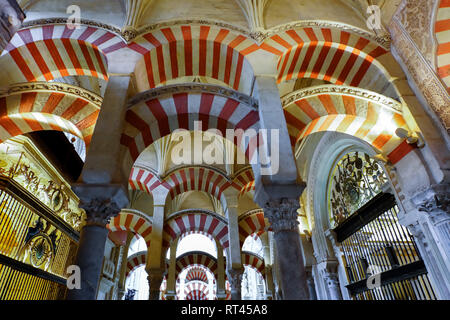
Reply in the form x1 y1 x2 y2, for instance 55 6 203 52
264 198 309 300
66 198 121 300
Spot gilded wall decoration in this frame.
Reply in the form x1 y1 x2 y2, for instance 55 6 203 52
0 138 85 231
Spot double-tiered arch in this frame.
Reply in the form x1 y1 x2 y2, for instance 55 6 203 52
129 23 260 94
282 85 410 156
0 20 126 85
0 82 102 146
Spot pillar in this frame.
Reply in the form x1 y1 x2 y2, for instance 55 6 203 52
66 197 122 300
0 0 24 52
146 189 168 300
389 145 450 299
117 233 134 300
216 241 227 300
165 239 178 300
226 268 244 301
408 185 450 299
67 69 131 299
147 269 165 300
263 198 310 300
224 191 244 300
260 232 274 299
251 75 309 299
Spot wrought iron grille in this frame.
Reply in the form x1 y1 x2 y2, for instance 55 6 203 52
329 152 436 300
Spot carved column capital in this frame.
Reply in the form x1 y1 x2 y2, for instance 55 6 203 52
147 269 164 299
413 184 450 225
263 198 300 232
322 270 339 285
79 198 121 227
226 268 244 290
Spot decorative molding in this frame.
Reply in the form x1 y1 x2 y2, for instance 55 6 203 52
263 198 300 232
19 17 390 50
134 19 390 47
0 81 103 108
0 137 85 232
396 0 437 67
134 18 253 41
390 17 450 132
128 83 258 110
265 20 391 49
282 85 403 113
413 184 450 223
21 17 124 38
238 208 264 222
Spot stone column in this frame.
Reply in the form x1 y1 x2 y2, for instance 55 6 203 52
117 232 134 300
147 269 165 300
216 241 227 300
224 191 244 300
146 191 168 300
66 198 121 300
263 266 274 300
408 185 450 299
165 239 178 300
321 269 342 300
0 0 25 52
263 198 310 300
226 267 244 300
259 232 274 299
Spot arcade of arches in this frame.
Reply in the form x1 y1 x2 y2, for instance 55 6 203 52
0 0 448 300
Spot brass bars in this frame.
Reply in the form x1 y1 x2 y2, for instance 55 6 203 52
0 176 79 300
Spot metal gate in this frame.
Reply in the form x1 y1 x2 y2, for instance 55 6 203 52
329 152 436 300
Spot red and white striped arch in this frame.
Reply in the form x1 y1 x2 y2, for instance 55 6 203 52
185 267 209 283
239 180 255 199
130 25 259 93
1 24 125 85
121 91 260 164
126 251 147 277
242 251 265 277
128 166 241 206
184 282 209 300
128 167 170 193
283 87 409 154
165 167 240 203
107 211 152 247
163 210 229 249
261 27 398 99
175 251 218 279
0 89 100 146
232 167 254 189
436 0 450 92
238 210 270 246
